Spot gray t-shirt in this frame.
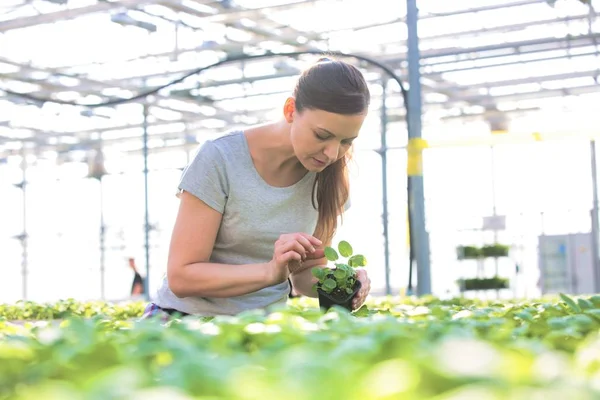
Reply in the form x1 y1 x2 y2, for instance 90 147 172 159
154 130 320 316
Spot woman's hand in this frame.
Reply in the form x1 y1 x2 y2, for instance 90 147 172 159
267 233 322 284
352 268 371 310
288 246 325 275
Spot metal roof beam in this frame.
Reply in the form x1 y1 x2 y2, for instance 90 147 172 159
45 32 599 91
383 33 600 64
156 0 216 17
202 0 541 24
0 0 163 32
0 57 237 123
433 70 600 91
331 11 596 41
5 79 597 148
453 83 600 104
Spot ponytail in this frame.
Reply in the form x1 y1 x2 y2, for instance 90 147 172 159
312 151 351 243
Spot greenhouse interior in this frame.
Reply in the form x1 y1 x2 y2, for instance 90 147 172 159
1 0 600 399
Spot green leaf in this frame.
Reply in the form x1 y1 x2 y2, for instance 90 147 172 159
335 263 351 273
515 311 534 322
571 314 596 329
333 268 348 280
589 295 600 307
348 255 367 267
547 317 569 330
324 247 339 262
311 268 326 281
577 298 594 310
559 293 582 313
353 305 369 317
338 241 353 257
584 309 600 322
323 279 337 290
345 287 353 294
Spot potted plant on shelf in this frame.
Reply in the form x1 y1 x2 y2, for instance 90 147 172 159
458 276 510 291
481 244 510 258
457 245 482 259
312 240 367 312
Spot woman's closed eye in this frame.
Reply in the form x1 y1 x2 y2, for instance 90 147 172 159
314 131 329 141
314 129 355 145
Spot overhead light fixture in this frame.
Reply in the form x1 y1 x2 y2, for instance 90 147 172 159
80 109 112 119
487 112 509 134
87 148 107 180
219 0 235 9
111 12 157 33
273 59 300 74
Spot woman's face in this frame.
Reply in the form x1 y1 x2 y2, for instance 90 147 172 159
285 98 367 172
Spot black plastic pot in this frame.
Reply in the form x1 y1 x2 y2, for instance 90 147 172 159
317 280 362 312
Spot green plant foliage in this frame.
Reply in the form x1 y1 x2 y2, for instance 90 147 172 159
338 240 353 257
457 244 510 259
2 294 600 399
481 244 510 258
323 247 339 262
348 254 367 267
459 277 510 290
0 299 145 321
458 245 482 259
312 240 367 298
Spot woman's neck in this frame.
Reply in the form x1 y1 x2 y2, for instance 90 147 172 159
244 120 308 187
245 120 304 173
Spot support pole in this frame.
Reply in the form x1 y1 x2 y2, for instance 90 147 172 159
143 104 151 300
490 145 501 299
406 0 432 296
380 78 391 295
407 178 414 295
590 140 600 292
99 177 106 300
18 152 28 300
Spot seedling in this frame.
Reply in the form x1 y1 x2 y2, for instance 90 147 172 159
312 240 367 311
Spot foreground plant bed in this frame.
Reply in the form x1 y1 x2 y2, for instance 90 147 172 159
1 294 600 399
0 299 146 321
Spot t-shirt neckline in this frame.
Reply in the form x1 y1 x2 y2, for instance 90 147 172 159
237 131 315 191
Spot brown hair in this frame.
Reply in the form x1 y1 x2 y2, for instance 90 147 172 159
293 57 370 243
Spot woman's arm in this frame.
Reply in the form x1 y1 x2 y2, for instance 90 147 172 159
167 191 277 298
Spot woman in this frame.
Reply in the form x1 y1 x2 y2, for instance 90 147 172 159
142 57 372 319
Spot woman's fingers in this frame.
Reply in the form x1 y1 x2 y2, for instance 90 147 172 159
352 268 371 310
280 250 302 263
298 233 323 248
277 240 308 260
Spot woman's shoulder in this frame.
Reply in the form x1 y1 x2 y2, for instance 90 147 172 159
189 130 245 165
206 130 245 151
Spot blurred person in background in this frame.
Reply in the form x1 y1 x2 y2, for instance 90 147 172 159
128 257 145 297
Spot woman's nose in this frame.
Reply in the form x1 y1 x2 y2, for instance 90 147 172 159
323 142 339 161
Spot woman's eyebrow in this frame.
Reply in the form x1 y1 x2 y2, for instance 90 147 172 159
315 127 336 136
315 127 358 139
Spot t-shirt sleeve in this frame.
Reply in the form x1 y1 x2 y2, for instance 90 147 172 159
177 140 229 213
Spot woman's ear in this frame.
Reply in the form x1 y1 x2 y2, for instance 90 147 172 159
283 97 296 123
